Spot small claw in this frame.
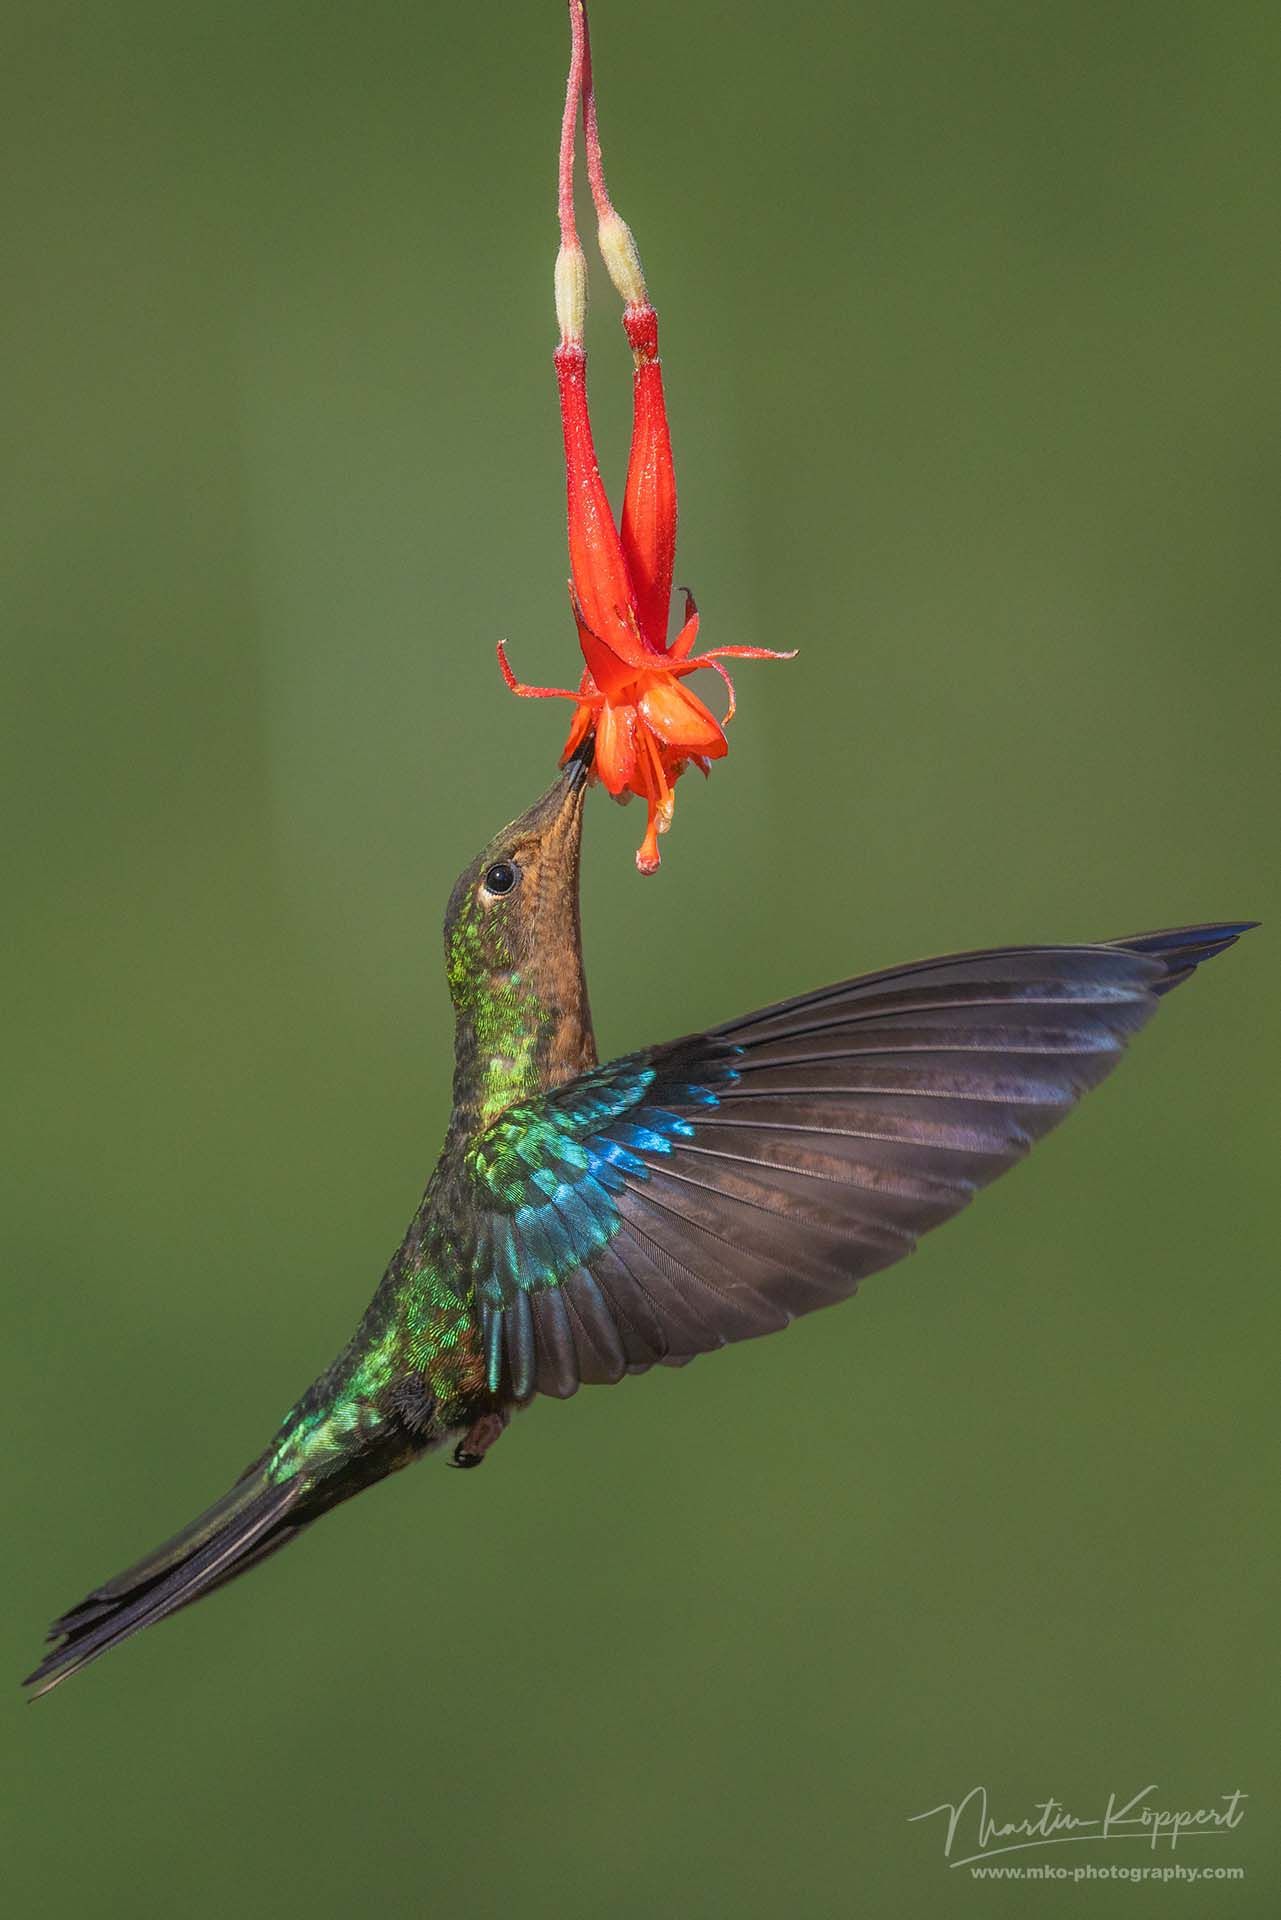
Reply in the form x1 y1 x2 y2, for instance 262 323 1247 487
449 1409 509 1469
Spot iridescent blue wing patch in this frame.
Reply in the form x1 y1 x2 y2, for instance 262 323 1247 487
459 930 1247 1400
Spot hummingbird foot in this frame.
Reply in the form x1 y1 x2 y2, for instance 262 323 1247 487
450 1410 509 1470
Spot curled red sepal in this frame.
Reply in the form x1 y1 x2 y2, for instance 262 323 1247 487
505 0 794 872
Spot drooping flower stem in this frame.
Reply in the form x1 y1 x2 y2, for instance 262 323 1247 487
502 0 794 874
572 5 675 647
554 3 588 346
554 5 638 676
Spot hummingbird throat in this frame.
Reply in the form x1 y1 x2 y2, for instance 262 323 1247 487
447 903 579 1132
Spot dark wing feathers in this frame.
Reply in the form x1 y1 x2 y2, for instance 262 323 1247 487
463 925 1252 1401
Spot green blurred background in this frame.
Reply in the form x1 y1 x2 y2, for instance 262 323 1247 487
4 1 1277 1914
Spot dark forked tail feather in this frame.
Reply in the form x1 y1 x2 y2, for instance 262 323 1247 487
27 1386 429 1697
24 1462 311 1698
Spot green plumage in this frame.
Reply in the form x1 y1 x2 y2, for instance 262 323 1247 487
24 754 1253 1695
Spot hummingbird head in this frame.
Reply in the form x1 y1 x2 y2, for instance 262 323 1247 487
443 740 596 1119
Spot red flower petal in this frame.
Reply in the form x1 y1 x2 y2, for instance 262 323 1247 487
556 346 634 623
638 675 727 757
595 699 639 795
620 307 677 652
569 586 651 701
559 697 597 765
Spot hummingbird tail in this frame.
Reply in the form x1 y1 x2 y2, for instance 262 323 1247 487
24 1464 310 1698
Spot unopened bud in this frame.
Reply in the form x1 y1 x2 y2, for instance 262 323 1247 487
554 242 588 344
596 210 647 310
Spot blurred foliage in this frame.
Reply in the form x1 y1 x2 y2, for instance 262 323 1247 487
3 2 1276 1915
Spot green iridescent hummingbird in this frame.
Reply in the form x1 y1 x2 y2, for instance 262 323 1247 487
26 745 1252 1694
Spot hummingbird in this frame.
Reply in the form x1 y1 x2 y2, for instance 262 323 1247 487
25 746 1253 1695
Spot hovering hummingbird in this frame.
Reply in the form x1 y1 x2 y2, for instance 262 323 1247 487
25 746 1253 1694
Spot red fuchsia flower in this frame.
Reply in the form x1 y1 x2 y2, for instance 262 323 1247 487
498 0 793 873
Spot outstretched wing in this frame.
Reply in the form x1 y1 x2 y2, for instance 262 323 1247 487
457 924 1251 1401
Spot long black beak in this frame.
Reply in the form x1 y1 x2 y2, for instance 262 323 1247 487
562 729 595 788
512 740 593 842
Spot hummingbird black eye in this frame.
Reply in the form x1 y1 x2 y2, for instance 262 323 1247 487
483 860 518 896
